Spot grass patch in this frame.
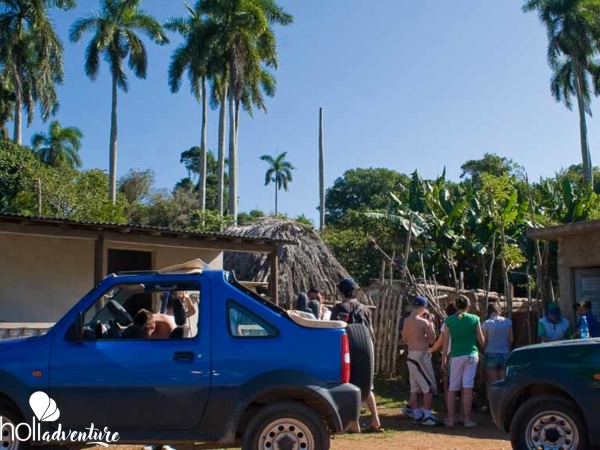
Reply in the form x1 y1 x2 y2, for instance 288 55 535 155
372 377 447 413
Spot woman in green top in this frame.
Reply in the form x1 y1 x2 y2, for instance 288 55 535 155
442 295 485 427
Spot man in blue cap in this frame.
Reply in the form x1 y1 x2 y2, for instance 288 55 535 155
538 302 572 342
402 295 441 426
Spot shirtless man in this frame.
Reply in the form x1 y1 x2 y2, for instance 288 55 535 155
150 313 177 339
402 296 442 426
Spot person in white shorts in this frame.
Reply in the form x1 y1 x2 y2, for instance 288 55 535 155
401 296 442 426
442 295 485 427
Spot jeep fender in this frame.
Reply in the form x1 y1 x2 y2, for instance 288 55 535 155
202 370 343 445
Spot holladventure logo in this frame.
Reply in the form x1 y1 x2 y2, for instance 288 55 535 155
0 392 120 447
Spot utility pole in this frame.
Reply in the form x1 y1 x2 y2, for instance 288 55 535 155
319 107 325 231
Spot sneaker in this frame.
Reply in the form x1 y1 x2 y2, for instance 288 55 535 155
143 446 159 450
412 412 424 424
463 420 477 428
162 446 177 450
420 415 443 426
401 406 414 418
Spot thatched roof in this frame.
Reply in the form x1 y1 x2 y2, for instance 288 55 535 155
223 218 368 307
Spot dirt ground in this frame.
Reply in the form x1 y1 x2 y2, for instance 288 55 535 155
96 408 511 450
332 407 511 450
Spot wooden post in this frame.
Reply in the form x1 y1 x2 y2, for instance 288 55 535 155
94 235 105 312
319 108 325 231
269 249 279 306
94 235 105 284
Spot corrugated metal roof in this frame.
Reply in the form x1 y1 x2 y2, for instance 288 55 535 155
0 211 298 246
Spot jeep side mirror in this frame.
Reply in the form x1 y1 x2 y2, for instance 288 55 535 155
74 312 84 342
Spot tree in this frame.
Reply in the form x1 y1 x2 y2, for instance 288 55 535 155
70 0 169 203
325 168 410 225
118 168 155 221
0 73 15 138
197 0 293 224
39 167 128 222
31 120 83 168
0 0 76 144
0 138 41 211
523 0 600 186
166 3 215 214
178 146 228 211
460 153 522 187
260 151 294 215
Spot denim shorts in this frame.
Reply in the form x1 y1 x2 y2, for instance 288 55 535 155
485 352 508 371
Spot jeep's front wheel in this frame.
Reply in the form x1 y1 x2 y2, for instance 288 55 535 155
510 395 588 450
0 400 27 450
241 401 330 450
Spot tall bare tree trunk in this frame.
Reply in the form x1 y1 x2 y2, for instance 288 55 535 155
109 75 118 203
12 21 23 146
573 59 593 186
228 94 237 223
199 77 208 214
274 181 278 216
12 67 22 145
232 99 240 223
217 84 227 216
319 107 325 231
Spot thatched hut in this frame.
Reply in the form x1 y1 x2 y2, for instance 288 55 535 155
224 218 368 308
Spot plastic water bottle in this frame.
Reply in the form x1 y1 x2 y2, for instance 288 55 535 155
581 315 590 340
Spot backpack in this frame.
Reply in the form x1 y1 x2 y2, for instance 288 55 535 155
339 299 371 328
349 303 369 326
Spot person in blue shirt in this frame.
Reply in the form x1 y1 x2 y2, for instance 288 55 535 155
574 300 600 338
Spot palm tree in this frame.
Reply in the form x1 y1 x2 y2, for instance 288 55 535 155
166 2 217 214
523 0 600 186
197 0 293 224
0 73 15 139
31 120 83 168
69 0 169 203
260 151 295 215
0 0 75 145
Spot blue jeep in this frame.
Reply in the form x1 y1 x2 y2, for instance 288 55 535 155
0 261 363 450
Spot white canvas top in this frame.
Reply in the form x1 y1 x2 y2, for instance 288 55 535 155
158 258 209 274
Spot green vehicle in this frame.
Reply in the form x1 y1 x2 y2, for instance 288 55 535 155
489 338 600 450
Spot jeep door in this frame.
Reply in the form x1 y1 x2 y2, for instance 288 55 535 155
47 276 211 432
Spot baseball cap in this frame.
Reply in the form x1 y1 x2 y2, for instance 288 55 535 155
413 296 428 308
547 302 561 315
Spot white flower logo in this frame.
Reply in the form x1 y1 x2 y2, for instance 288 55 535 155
29 391 60 422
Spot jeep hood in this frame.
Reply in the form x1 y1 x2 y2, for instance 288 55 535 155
508 338 600 365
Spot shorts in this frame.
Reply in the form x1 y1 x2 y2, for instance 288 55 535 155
448 354 478 391
407 351 437 394
484 352 508 371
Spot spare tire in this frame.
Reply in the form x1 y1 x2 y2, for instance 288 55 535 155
345 324 374 402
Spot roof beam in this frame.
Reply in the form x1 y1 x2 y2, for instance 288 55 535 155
0 221 285 253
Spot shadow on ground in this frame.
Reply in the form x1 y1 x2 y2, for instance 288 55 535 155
368 377 509 442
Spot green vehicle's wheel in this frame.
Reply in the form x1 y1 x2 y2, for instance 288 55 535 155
510 395 588 450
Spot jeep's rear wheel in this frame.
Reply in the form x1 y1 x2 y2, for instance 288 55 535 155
241 401 330 450
510 395 588 450
0 401 27 450
345 324 374 402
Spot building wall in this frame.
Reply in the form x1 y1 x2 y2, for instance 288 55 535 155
557 233 600 322
0 233 95 322
0 234 224 323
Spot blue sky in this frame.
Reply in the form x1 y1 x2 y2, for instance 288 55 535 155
10 0 600 224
